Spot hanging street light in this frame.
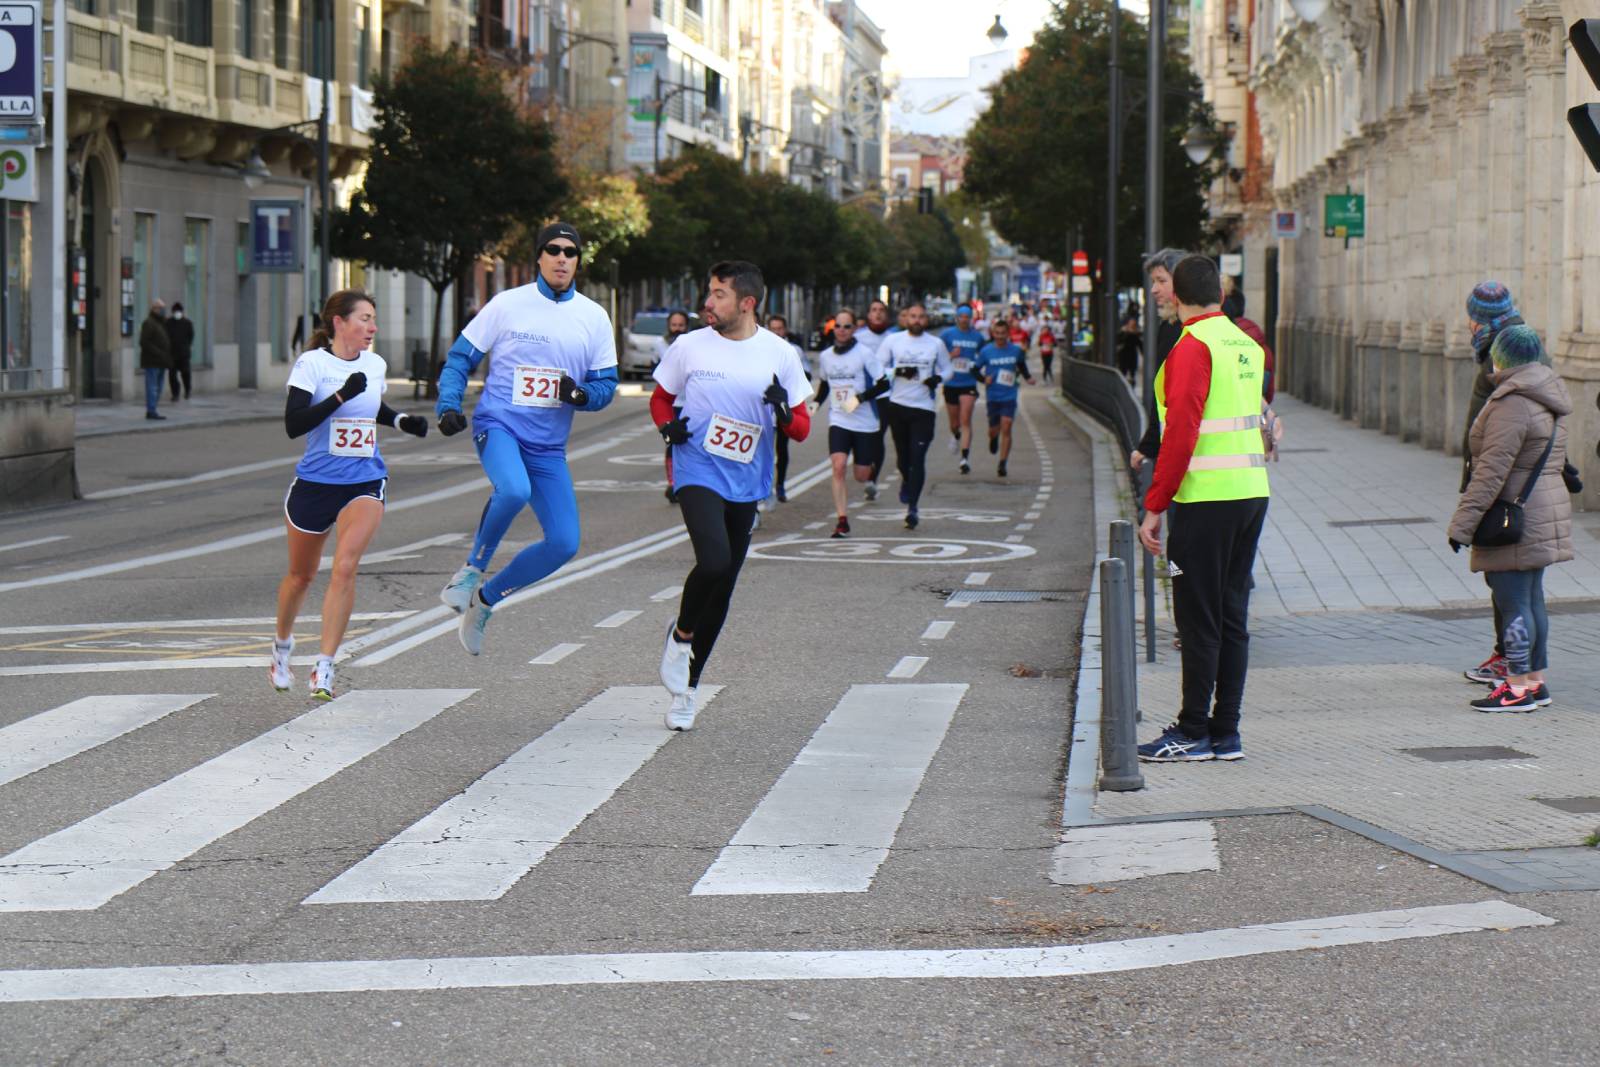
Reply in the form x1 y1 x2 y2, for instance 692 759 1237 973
986 15 1008 47
1181 122 1217 165
605 60 626 89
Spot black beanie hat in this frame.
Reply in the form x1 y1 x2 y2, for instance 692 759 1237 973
536 221 582 254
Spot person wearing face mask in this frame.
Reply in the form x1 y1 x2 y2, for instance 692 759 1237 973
165 301 196 401
433 221 620 656
1129 248 1191 472
138 300 171 421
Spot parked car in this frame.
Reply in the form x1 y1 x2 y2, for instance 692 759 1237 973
621 310 699 379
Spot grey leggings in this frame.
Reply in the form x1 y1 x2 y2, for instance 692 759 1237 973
1484 568 1549 676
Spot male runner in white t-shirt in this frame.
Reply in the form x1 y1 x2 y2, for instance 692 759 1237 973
879 303 953 529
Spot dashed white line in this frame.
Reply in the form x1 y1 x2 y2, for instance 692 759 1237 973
921 621 954 640
964 572 991 586
804 521 828 530
529 643 584 665
887 656 928 678
595 610 643 629
1025 512 1042 520
649 586 681 602
1005 535 1025 544
0 535 69 554
1015 523 1034 532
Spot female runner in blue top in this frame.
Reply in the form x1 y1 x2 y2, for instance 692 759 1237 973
272 289 428 700
433 222 620 656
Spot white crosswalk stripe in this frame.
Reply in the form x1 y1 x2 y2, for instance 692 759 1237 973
692 683 967 896
306 686 721 905
0 689 474 913
0 694 212 788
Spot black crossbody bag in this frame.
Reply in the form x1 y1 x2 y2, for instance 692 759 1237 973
1472 431 1556 548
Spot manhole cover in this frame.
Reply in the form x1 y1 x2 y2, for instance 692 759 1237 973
1533 797 1600 814
1327 517 1434 529
1401 746 1535 763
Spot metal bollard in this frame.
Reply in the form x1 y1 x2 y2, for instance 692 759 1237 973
1098 558 1145 792
1109 520 1141 723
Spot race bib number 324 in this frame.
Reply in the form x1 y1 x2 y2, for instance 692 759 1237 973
329 417 376 457
513 365 563 408
703 412 762 464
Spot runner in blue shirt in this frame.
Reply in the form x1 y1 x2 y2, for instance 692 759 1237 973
272 289 429 700
972 317 1036 478
939 303 986 475
434 222 620 655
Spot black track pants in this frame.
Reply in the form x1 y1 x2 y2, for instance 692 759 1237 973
675 486 759 687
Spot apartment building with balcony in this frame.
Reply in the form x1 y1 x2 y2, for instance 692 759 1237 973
626 0 738 169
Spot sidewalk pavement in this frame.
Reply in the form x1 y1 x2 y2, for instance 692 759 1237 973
1085 394 1600 869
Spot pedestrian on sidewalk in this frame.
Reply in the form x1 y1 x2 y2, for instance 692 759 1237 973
1135 254 1270 763
165 301 195 401
1448 325 1571 713
1129 248 1190 474
138 300 171 421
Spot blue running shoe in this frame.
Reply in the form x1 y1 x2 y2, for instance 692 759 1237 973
1137 723 1214 762
1211 733 1244 761
440 564 485 614
458 594 493 656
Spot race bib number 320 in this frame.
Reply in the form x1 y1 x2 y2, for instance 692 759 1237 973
513 365 563 408
329 417 376 457
703 412 761 464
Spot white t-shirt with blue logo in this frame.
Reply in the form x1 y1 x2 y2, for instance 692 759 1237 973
881 331 953 413
817 345 884 434
654 326 812 503
464 283 617 451
287 347 391 485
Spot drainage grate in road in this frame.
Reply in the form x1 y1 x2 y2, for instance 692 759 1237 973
1533 797 1600 814
1327 516 1434 529
945 590 1053 605
1401 746 1535 763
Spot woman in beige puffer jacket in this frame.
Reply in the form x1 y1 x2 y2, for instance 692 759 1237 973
1448 326 1572 712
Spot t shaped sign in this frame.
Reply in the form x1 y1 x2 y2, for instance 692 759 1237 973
0 2 42 138
250 198 303 273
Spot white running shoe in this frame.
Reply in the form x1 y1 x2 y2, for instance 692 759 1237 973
269 637 294 691
440 564 486 614
660 621 693 695
665 689 698 731
459 594 493 656
309 658 335 702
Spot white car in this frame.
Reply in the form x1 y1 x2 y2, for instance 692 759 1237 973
621 311 697 379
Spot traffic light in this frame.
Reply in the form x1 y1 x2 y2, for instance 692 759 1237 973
1569 20 1600 171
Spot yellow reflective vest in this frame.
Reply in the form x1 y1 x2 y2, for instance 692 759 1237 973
1154 313 1270 504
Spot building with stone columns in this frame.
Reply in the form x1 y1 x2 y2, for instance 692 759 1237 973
1191 0 1600 506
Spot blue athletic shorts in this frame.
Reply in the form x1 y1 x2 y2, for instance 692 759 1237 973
284 477 386 534
987 400 1018 426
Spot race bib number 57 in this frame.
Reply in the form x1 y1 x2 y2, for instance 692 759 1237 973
329 417 376 457
703 413 761 464
513 365 563 408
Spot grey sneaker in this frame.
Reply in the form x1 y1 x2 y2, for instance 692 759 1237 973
665 689 698 731
440 564 486 614
458 594 493 656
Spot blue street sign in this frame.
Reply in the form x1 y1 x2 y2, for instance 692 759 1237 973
0 3 41 128
250 199 303 273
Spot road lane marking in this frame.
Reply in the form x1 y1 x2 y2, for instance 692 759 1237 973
306 687 719 904
0 901 1547 1002
0 426 653 594
0 689 475 912
323 534 465 569
0 613 412 637
649 586 681 602
921 621 954 640
0 535 70 554
1005 535 1025 544
0 695 212 787
1052 821 1220 884
887 656 928 678
528 643 584 665
1025 512 1041 520
692 683 966 895
82 459 299 501
1015 523 1034 532
965 572 990 585
594 610 643 629
0 655 329 678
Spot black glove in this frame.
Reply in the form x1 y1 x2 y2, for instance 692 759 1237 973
660 416 692 446
399 414 429 438
763 374 792 426
439 409 468 437
1449 538 1464 554
894 365 920 380
558 374 588 407
925 374 943 396
861 376 891 402
337 371 367 401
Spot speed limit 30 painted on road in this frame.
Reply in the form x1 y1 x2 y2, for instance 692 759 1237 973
747 537 1036 565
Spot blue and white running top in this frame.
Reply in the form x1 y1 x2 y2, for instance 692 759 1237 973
817 344 884 434
939 326 985 388
286 347 391 484
463 282 617 451
654 326 811 503
974 341 1028 404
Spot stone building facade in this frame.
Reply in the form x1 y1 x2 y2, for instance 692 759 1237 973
1197 0 1600 506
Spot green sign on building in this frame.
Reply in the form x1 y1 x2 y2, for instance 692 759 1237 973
1324 194 1365 238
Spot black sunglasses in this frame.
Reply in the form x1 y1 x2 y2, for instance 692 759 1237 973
542 243 580 259
836 321 856 329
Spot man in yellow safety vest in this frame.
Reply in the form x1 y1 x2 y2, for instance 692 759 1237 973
1135 254 1270 763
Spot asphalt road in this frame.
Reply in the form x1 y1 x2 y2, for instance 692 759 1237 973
0 389 1590 1065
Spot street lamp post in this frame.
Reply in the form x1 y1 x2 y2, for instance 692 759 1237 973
317 0 330 306
652 74 714 171
1140 0 1166 664
548 29 625 107
1103 0 1120 369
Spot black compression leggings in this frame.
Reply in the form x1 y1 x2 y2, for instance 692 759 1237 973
675 486 759 687
775 432 790 490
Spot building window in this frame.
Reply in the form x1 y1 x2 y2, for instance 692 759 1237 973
272 0 290 68
183 219 210 369
357 4 372 90
237 0 255 58
380 26 393 83
0 203 33 393
132 212 155 336
176 0 212 46
302 0 329 79
136 0 155 32
68 0 96 13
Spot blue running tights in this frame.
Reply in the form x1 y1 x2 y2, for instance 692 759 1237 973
468 427 581 605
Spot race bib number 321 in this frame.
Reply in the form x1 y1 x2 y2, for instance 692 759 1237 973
513 365 563 408
703 413 762 464
329 417 376 457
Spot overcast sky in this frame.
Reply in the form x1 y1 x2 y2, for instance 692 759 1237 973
864 0 1150 79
